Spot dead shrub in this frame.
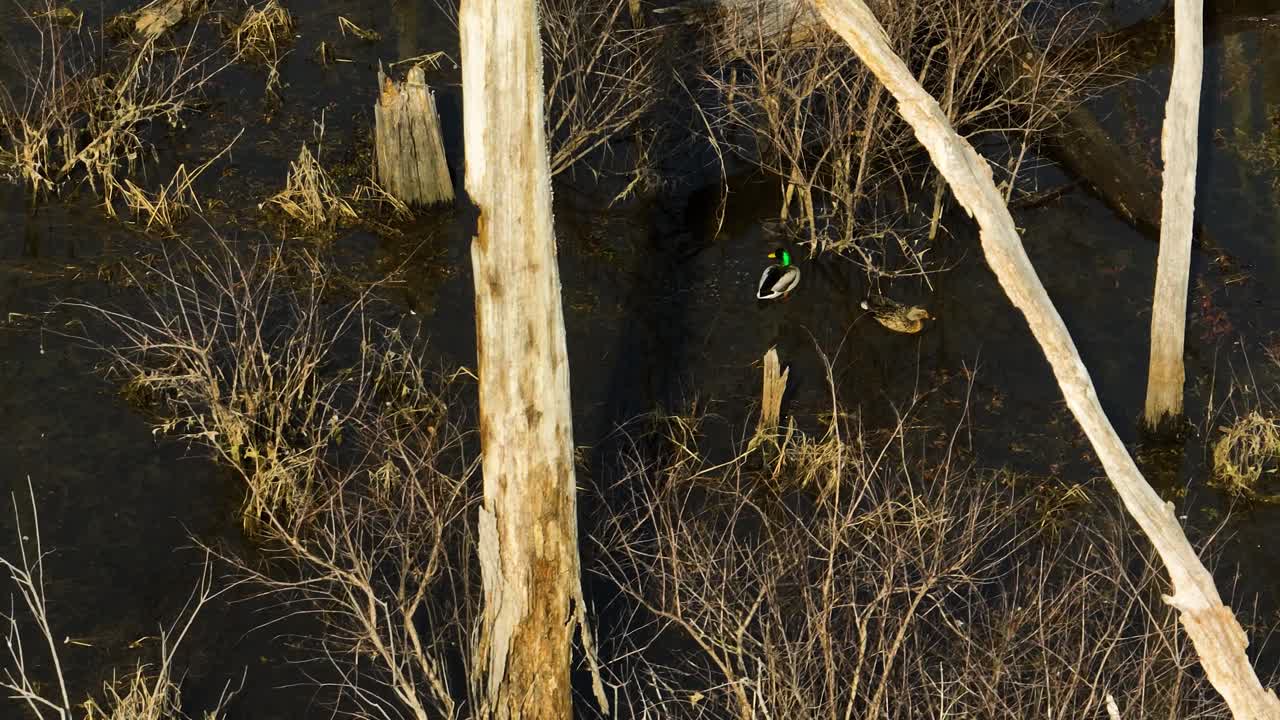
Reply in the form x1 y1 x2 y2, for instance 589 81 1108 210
71 238 482 719
597 408 1240 718
0 2 236 208
210 365 479 720
541 0 665 184
69 240 381 526
694 0 1117 273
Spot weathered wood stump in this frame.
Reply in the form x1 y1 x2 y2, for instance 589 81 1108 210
756 346 790 436
374 65 454 207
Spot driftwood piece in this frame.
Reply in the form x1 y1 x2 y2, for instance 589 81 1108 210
1145 0 1204 428
460 0 605 718
812 1 1280 717
374 65 454 208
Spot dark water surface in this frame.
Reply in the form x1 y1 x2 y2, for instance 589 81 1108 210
3 0 1280 716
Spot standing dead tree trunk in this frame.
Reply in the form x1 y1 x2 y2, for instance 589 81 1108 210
461 1 605 718
1144 0 1203 429
811 1 1280 717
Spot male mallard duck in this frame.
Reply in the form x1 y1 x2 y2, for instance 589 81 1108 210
757 248 800 300
861 295 931 334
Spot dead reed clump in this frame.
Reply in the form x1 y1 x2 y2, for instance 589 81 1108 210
0 2 236 207
693 0 1117 272
114 130 242 233
0 481 241 720
232 0 294 62
231 0 294 97
596 408 1242 718
266 141 358 230
1212 411 1280 499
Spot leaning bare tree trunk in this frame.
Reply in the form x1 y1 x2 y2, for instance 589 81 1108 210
461 1 603 718
811 1 1280 717
1144 0 1203 430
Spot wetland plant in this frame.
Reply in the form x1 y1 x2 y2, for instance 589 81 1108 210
693 0 1117 273
1212 410 1280 500
596 409 1241 719
266 139 358 230
77 239 482 720
64 236 1260 718
230 0 294 99
0 1 237 205
72 240 380 526
0 482 240 720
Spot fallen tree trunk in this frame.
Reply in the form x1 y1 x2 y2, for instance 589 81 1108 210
811 0 1280 717
461 0 603 718
1145 0 1203 429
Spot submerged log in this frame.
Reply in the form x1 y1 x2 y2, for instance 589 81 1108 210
812 0 1280 717
1145 0 1204 429
374 65 454 208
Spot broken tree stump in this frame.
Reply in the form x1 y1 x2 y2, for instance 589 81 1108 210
374 65 454 207
756 346 790 436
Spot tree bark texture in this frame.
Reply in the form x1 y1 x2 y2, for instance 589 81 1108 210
375 65 454 208
461 1 583 718
1144 0 1203 428
811 1 1280 717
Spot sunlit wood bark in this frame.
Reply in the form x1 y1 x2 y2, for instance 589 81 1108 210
1144 0 1203 429
811 1 1280 717
461 1 591 718
375 66 454 208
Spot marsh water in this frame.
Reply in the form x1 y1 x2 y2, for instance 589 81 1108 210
3 0 1280 715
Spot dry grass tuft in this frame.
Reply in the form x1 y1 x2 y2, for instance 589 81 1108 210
1212 411 1280 499
337 16 381 42
232 0 294 97
267 142 358 229
232 0 294 62
352 178 413 221
111 0 204 42
113 130 242 233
